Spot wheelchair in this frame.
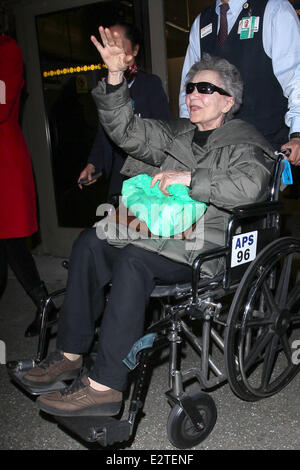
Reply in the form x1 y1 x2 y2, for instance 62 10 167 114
7 151 300 449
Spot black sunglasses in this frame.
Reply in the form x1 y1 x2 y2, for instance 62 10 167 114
186 81 232 97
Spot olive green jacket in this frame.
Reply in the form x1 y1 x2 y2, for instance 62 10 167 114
92 80 275 276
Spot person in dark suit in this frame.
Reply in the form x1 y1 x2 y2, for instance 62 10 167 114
78 21 171 201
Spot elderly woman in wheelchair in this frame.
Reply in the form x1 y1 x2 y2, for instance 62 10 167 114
10 27 300 448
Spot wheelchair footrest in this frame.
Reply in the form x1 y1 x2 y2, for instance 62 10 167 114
55 415 131 446
6 360 67 396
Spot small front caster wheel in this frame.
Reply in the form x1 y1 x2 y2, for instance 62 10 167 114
167 392 217 449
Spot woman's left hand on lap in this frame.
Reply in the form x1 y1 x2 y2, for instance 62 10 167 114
150 170 192 196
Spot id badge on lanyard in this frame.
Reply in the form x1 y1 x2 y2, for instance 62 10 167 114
238 16 260 39
238 2 259 40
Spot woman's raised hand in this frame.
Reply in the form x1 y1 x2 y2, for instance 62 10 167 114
91 26 132 73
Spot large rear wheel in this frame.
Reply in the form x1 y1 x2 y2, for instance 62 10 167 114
225 237 300 401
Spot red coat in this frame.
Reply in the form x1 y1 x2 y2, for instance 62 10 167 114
0 35 37 238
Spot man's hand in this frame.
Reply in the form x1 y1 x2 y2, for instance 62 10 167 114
78 163 97 189
150 170 191 196
281 138 300 166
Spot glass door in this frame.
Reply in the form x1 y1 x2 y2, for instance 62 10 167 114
35 1 147 228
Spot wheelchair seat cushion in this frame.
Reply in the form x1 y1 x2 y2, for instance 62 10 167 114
151 273 223 298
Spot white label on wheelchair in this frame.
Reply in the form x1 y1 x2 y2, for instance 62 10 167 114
231 230 258 267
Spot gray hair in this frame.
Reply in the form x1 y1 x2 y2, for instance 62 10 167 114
185 53 243 122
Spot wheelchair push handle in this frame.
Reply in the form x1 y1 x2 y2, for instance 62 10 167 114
275 148 291 159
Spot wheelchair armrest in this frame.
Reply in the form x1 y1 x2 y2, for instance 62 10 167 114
192 246 229 302
226 200 283 253
230 200 283 219
191 200 283 301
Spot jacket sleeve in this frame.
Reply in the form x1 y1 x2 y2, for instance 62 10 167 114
0 40 23 124
92 79 172 168
189 144 272 210
87 122 113 173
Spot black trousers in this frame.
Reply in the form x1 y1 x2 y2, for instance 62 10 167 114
57 228 192 391
0 238 43 302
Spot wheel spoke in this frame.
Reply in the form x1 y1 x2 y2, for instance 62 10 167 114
280 334 293 364
245 328 252 358
261 282 280 319
290 315 300 324
243 320 274 328
287 283 300 310
261 335 280 390
275 254 293 308
242 328 273 373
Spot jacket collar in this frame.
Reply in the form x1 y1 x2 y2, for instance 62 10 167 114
166 120 198 168
166 118 275 168
205 119 275 159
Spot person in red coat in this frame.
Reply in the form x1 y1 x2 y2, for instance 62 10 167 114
0 34 56 336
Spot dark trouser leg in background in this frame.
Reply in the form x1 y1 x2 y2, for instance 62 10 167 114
0 237 54 337
57 228 192 392
0 237 44 301
5 238 43 295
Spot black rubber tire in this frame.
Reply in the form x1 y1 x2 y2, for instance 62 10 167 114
167 392 217 449
225 237 300 401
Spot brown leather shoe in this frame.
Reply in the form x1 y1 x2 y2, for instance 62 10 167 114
23 350 83 386
37 375 123 416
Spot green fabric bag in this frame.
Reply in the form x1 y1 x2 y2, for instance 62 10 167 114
121 174 206 237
